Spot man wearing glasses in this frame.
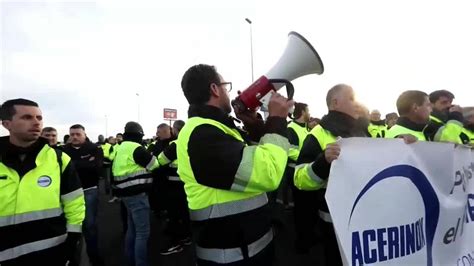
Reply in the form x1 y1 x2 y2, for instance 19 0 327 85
177 64 294 265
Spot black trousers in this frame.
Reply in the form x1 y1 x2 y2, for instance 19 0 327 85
289 165 319 251
321 220 343 266
164 180 191 242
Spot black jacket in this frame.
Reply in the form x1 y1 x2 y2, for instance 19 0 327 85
297 111 367 213
424 110 463 141
63 141 103 190
186 104 287 251
0 136 83 264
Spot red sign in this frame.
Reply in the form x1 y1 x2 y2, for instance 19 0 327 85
163 108 177 120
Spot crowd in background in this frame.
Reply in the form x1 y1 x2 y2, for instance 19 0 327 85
1 63 473 266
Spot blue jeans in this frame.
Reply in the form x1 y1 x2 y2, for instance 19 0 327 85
122 193 150 266
83 187 101 264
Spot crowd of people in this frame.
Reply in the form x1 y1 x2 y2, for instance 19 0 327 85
1 63 473 266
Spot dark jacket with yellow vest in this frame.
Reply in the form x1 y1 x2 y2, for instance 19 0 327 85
294 111 367 219
287 121 308 167
424 110 464 143
157 140 180 181
0 137 85 263
100 142 114 164
385 116 427 140
112 137 159 197
177 105 290 264
368 119 387 138
461 125 474 146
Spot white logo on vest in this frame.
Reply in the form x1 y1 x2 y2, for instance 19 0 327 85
37 176 52 187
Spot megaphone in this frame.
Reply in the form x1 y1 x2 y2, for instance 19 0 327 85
232 31 324 112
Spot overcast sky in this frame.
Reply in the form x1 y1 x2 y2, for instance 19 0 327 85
1 0 473 139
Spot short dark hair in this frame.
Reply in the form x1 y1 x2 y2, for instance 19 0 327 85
0 98 39 120
396 90 428 116
63 134 70 142
429 90 454 103
293 102 308 119
181 64 220 105
116 133 123 137
70 124 85 131
173 120 185 131
42 127 57 133
157 123 170 129
385 112 399 120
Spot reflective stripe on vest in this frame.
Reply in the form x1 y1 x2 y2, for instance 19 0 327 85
0 144 81 260
167 176 181 182
0 234 67 262
189 193 268 221
113 169 148 182
112 141 153 191
0 208 63 227
178 117 263 212
195 229 273 264
293 125 336 191
114 177 153 189
430 115 443 124
319 210 332 223
60 188 84 202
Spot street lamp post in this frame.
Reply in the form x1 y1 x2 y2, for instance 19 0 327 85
136 93 140 122
245 18 254 82
105 115 108 137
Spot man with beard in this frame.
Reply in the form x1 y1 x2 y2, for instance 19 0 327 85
462 107 474 145
424 90 464 142
178 64 293 265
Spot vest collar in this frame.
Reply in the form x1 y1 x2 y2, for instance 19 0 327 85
320 111 361 138
0 136 48 158
396 117 426 132
291 120 307 128
188 104 237 129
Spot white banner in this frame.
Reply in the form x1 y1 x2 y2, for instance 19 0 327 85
326 138 474 266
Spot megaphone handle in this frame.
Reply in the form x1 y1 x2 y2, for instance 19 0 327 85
267 79 294 100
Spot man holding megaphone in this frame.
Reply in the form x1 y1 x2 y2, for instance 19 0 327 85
177 64 293 265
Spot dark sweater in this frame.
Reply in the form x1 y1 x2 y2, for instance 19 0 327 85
63 141 103 190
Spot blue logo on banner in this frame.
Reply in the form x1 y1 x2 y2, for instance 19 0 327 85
349 165 440 266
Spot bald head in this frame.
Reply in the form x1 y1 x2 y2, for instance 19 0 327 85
326 84 357 118
156 123 171 140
